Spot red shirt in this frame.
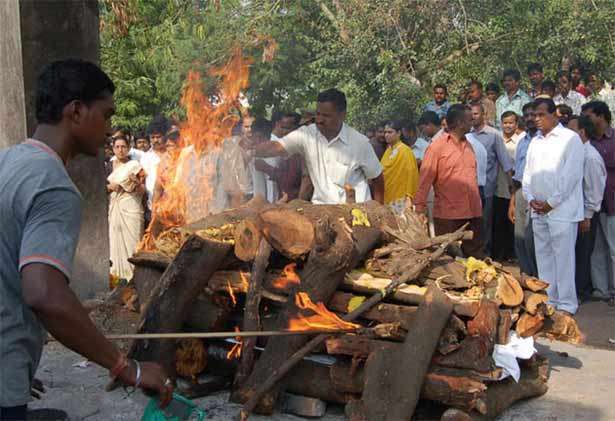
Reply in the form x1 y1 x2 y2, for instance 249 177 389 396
415 132 482 219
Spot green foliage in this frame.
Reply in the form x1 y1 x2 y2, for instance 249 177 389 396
101 0 615 132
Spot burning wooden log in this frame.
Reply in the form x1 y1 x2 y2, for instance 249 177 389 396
232 216 382 413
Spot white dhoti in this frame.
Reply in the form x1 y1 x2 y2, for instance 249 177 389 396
532 216 578 314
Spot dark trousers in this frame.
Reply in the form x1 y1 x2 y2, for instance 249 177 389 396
0 406 27 420
492 196 515 260
434 217 485 259
575 215 598 297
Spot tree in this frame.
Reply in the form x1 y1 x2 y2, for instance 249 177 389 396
100 0 615 131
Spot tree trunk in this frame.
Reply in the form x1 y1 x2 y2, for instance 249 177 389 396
361 286 453 421
328 292 418 329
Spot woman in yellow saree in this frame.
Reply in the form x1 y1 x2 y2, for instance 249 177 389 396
381 120 419 212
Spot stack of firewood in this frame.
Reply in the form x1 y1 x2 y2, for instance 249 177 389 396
120 197 582 420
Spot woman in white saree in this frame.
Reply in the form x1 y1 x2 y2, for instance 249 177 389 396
107 137 145 281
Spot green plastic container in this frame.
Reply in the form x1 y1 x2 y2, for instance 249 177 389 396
141 393 206 421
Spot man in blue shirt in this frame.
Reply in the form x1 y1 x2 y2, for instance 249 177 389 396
423 84 451 121
495 69 531 128
508 101 538 276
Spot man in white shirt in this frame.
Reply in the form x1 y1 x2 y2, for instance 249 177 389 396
250 88 384 204
554 71 587 115
568 115 607 299
522 98 585 314
140 117 169 213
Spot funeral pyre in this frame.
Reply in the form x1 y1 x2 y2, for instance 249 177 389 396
108 197 583 421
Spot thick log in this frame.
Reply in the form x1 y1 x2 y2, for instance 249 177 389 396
469 355 549 420
328 292 418 329
331 360 487 414
523 291 548 315
256 201 397 259
438 314 467 355
540 310 584 344
184 294 231 332
518 274 549 292
232 239 272 397
130 264 164 312
125 235 233 379
433 335 495 373
497 310 513 345
233 216 381 414
361 285 453 421
129 251 172 271
516 313 545 338
466 300 500 346
233 218 263 262
424 257 470 290
342 272 479 317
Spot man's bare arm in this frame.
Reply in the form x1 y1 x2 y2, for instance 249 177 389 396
371 173 385 204
21 264 172 404
253 141 288 158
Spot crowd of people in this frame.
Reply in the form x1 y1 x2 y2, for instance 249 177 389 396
106 62 615 318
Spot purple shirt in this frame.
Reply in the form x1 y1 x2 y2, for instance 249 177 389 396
591 127 615 215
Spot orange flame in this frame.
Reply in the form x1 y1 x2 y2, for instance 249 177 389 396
271 263 301 290
240 272 249 292
227 280 237 306
288 292 360 331
139 49 252 251
226 327 242 360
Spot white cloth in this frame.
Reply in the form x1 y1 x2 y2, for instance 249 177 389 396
522 124 585 222
140 150 162 210
554 90 587 115
107 160 144 281
583 142 607 219
465 133 488 187
279 123 383 204
533 217 579 314
410 137 430 161
495 131 523 199
493 332 537 382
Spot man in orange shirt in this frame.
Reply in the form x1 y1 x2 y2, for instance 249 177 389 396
415 104 485 257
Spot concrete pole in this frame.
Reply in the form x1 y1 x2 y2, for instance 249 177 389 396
9 0 108 298
0 0 27 148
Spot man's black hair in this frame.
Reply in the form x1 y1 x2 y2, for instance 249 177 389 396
582 101 612 124
469 80 483 90
522 102 536 113
287 112 301 127
434 83 448 94
485 82 500 94
271 111 284 126
417 111 440 127
135 130 149 141
383 120 403 132
36 59 115 125
166 128 180 141
502 68 522 82
527 63 543 74
571 63 585 73
574 115 598 139
556 70 571 81
501 110 519 122
541 80 556 91
111 135 129 147
251 117 273 139
147 114 170 136
534 97 557 114
317 88 347 112
401 120 417 132
446 104 470 128
556 104 573 116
